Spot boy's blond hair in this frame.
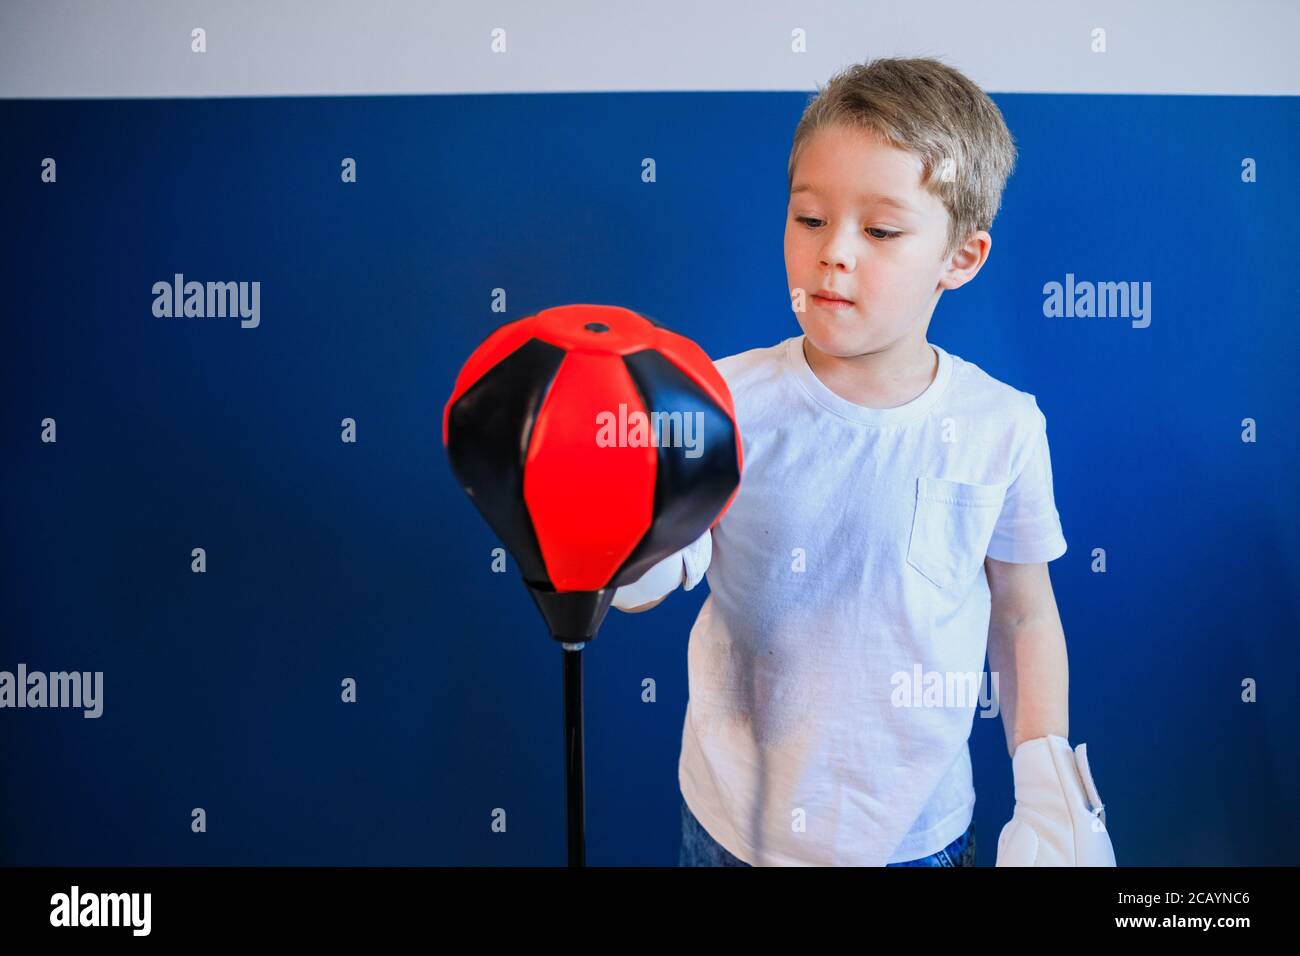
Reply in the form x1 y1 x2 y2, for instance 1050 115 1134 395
788 56 1017 261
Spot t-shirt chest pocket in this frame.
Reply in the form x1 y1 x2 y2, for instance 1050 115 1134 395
906 476 1009 591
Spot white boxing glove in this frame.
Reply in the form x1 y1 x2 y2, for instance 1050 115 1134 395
611 529 712 611
995 735 1116 867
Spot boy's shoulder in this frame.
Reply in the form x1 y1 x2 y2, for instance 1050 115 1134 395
944 346 1048 433
710 337 792 391
707 337 1048 431
712 337 789 373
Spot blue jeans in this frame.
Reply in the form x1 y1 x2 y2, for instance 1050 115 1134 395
678 796 977 867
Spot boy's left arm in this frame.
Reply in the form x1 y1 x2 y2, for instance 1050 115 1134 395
985 556 1117 867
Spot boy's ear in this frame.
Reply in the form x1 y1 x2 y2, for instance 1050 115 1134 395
939 229 992 292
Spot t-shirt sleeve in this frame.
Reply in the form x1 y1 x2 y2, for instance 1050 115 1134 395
985 400 1068 564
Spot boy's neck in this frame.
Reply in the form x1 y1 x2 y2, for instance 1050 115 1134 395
802 335 938 410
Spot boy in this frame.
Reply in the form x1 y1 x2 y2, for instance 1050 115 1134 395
614 57 1116 867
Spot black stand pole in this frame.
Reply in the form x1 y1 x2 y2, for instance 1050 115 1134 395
562 643 586 867
525 583 612 867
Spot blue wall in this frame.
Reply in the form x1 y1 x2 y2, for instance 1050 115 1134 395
2 91 1297 864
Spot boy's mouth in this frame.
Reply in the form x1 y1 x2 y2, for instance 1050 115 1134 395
812 293 855 310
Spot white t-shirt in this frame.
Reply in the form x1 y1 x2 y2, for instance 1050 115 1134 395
678 334 1067 866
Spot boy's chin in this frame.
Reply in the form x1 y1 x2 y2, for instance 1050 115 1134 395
802 325 875 359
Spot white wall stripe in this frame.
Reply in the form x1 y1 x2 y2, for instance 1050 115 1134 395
1 0 1297 100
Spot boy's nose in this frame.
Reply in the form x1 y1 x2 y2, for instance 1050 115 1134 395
819 245 856 271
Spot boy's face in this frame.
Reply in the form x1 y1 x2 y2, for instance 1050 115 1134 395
784 123 986 363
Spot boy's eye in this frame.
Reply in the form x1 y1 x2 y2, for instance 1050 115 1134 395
795 216 900 240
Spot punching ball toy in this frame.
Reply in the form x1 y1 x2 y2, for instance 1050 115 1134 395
442 304 743 866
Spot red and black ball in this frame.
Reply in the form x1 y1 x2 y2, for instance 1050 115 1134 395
443 304 743 640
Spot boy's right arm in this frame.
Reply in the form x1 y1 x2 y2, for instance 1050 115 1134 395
612 528 712 613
